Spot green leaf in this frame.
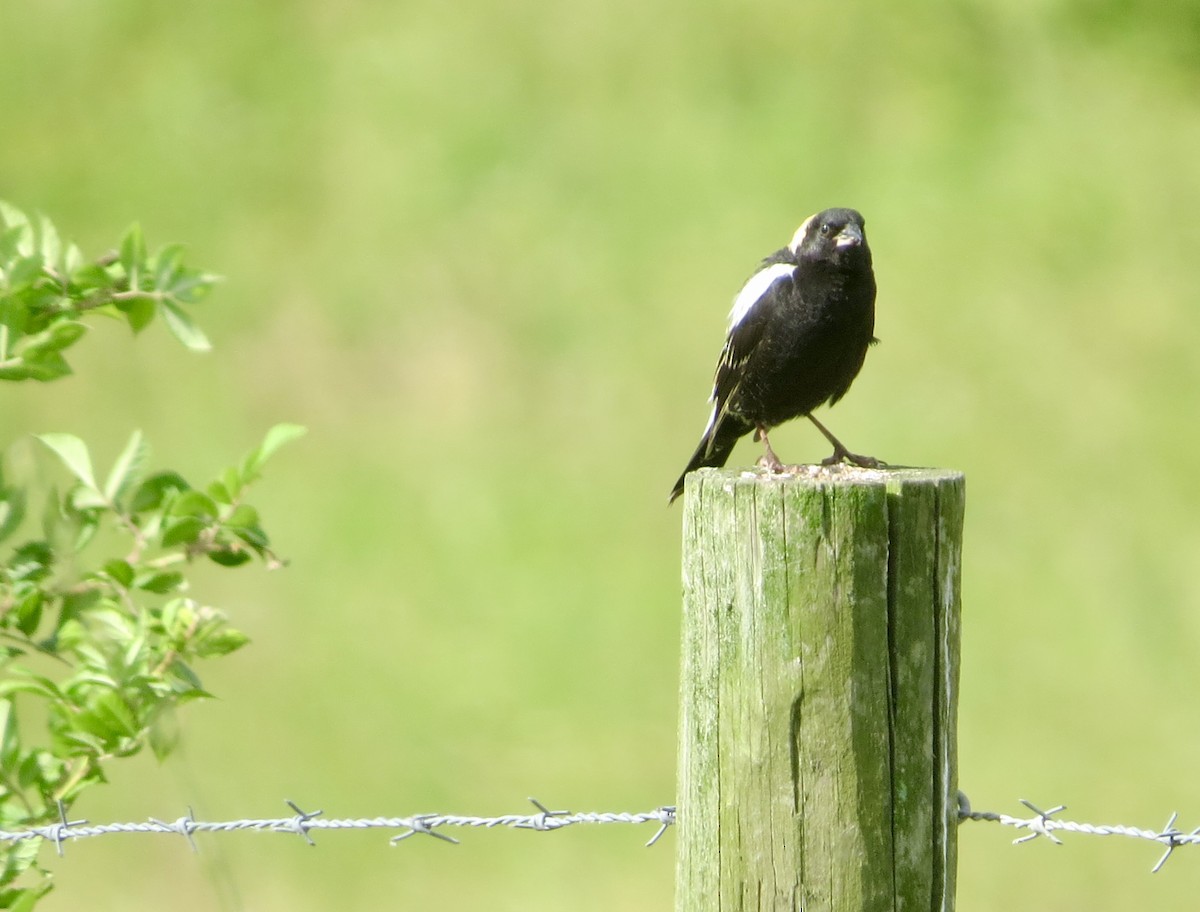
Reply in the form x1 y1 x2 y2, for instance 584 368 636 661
41 319 87 352
6 253 44 289
161 515 206 547
76 691 140 746
0 199 26 224
120 295 156 334
159 597 192 635
224 503 260 529
18 747 65 793
135 570 185 594
52 618 86 652
0 296 28 337
14 590 44 636
104 429 148 503
37 213 62 269
241 423 307 482
193 627 250 658
53 725 105 757
36 433 98 491
68 485 109 511
4 350 72 382
1 229 24 267
76 516 100 552
70 261 115 293
0 673 63 701
0 485 26 542
118 223 146 287
206 479 233 505
59 588 101 626
220 466 240 499
101 559 135 587
233 524 270 552
129 470 189 513
169 489 217 518
2 876 54 912
152 243 185 287
148 707 180 760
64 241 83 274
208 548 252 567
73 511 101 550
159 300 210 352
1 230 26 269
8 541 53 582
0 200 34 256
169 271 219 304
0 698 19 769
163 658 205 693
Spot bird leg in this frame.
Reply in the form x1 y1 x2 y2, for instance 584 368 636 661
807 413 880 468
753 424 785 472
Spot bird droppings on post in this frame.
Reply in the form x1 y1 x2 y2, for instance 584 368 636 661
733 463 894 483
697 464 932 501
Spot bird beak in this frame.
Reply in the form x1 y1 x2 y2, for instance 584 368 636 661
834 224 863 248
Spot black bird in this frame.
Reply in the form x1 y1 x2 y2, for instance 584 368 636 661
668 208 878 503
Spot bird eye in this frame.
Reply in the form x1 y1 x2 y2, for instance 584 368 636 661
819 223 833 235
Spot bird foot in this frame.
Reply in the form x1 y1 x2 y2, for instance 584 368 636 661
756 453 785 473
821 448 883 469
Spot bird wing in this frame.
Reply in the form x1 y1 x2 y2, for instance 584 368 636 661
701 262 795 442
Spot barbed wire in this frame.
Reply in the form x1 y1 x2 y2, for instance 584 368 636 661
0 799 676 856
958 794 1200 873
3 794 1196 872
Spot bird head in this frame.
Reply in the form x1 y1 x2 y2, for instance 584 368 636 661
788 208 870 265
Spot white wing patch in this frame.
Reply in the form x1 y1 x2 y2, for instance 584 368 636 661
788 213 817 253
727 263 795 331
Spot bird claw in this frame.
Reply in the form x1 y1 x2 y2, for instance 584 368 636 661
822 449 881 468
756 453 785 473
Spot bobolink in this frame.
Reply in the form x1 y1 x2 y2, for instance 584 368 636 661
669 208 879 503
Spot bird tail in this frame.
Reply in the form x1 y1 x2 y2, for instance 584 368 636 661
668 415 752 504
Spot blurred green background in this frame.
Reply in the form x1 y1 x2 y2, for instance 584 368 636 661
3 0 1200 908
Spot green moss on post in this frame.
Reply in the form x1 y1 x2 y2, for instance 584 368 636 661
676 467 964 912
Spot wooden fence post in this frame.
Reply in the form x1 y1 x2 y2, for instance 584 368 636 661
676 467 964 911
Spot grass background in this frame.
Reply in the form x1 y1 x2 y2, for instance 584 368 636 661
3 0 1200 908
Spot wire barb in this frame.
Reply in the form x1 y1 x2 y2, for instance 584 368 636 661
148 806 199 853
645 806 676 847
1148 812 1200 874
521 797 570 831
280 799 323 845
391 815 461 845
1013 799 1065 845
29 801 88 857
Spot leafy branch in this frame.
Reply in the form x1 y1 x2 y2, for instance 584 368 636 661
0 200 216 382
0 201 300 910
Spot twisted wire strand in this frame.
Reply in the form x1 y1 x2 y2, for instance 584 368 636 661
0 800 677 855
959 795 1199 872
5 794 1196 872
